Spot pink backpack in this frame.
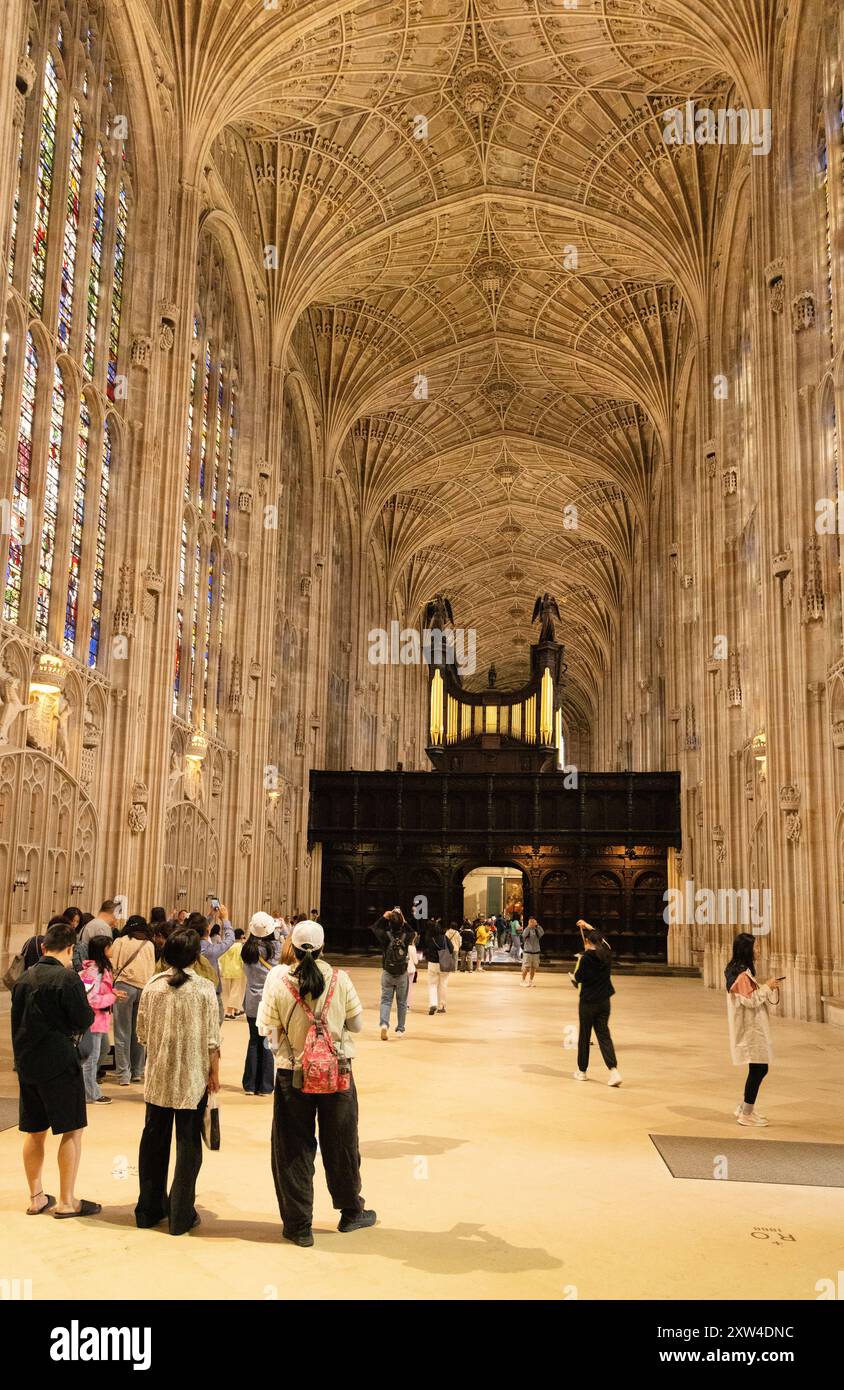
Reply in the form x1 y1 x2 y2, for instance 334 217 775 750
282 969 350 1094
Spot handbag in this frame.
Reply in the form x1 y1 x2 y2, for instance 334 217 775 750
1 951 26 992
201 1092 221 1150
437 939 454 972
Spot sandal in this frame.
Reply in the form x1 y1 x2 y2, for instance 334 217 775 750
53 1199 102 1219
26 1191 56 1215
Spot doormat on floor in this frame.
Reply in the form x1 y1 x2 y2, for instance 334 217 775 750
649 1134 844 1188
0 1097 19 1132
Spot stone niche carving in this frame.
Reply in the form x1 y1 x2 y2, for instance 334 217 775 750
131 335 152 370
159 301 178 352
832 719 844 750
238 489 253 514
779 784 800 812
300 574 312 598
27 656 67 756
239 819 253 857
804 537 825 622
791 291 815 332
722 466 738 496
128 781 149 834
0 665 29 746
703 440 717 477
765 259 784 314
16 54 37 97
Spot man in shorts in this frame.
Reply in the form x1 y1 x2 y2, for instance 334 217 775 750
11 920 101 1217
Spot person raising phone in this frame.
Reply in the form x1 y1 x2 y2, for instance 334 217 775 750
570 919 622 1087
724 932 781 1127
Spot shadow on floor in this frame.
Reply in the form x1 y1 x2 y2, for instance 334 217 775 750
359 1134 465 1159
91 1207 563 1274
521 1064 570 1079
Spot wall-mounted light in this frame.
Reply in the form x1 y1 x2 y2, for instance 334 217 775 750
13 871 29 891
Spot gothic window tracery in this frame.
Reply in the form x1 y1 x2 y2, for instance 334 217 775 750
1 6 133 669
174 235 239 735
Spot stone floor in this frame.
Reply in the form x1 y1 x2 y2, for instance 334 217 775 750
1 966 842 1301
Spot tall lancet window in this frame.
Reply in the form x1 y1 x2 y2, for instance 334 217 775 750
0 10 134 669
175 234 240 734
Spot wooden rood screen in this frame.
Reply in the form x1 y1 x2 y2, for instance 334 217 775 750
308 771 682 962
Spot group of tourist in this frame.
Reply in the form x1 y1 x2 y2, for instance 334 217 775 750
8 887 779 1243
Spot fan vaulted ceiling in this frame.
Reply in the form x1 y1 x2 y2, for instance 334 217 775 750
148 0 770 720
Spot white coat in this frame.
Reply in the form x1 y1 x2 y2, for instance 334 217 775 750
727 969 777 1065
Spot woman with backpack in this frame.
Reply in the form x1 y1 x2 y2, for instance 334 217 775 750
110 917 156 1086
570 919 622 1087
241 913 280 1093
78 935 120 1104
725 932 781 1127
256 920 375 1248
370 908 412 1040
423 921 454 1014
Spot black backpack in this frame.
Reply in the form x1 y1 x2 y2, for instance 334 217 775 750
384 935 409 977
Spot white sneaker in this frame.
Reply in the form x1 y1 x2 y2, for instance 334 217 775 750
573 1069 587 1081
736 1110 769 1126
380 1025 388 1041
607 1069 622 1087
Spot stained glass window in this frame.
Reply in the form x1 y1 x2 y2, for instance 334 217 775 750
198 343 211 509
106 181 128 400
64 401 90 654
35 365 66 641
188 541 201 720
203 552 215 719
185 318 199 499
57 102 84 347
226 378 237 537
7 122 25 285
212 369 223 524
84 145 107 377
173 520 188 713
30 52 59 316
89 419 112 667
216 561 226 712
0 326 9 420
3 334 37 623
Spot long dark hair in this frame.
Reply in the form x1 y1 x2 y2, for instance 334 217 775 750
292 945 325 1000
241 934 273 966
584 928 611 963
725 932 755 991
85 934 112 975
163 927 201 989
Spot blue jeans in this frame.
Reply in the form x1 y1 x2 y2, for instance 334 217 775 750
113 983 145 1082
380 970 409 1030
80 1030 109 1100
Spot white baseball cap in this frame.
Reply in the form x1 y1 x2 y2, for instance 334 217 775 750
292 920 324 951
247 911 277 939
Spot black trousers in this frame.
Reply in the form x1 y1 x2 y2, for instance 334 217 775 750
744 1062 768 1105
270 1070 364 1235
135 1092 207 1235
243 1015 274 1094
577 999 617 1072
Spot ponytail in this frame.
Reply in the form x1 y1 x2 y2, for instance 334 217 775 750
292 945 326 1000
163 927 201 990
584 928 611 963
